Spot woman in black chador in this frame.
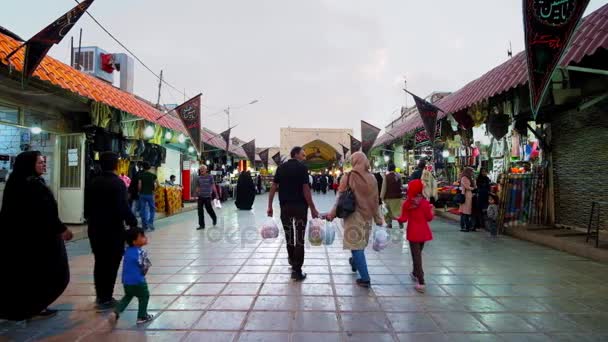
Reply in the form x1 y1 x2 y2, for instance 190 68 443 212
235 171 256 210
0 151 73 321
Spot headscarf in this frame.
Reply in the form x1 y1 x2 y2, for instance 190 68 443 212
403 179 425 211
338 152 379 220
460 167 476 187
0 151 42 219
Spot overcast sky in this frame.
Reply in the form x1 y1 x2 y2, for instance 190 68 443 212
4 0 606 146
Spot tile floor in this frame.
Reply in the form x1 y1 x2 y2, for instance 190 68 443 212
1 193 608 341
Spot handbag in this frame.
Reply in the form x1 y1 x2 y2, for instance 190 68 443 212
453 191 465 204
336 173 356 218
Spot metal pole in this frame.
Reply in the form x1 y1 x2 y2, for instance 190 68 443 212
156 69 163 108
77 28 83 70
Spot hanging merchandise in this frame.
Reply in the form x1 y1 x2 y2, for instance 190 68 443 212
491 138 506 159
467 101 488 127
511 132 521 158
91 102 113 129
452 109 474 129
514 116 529 136
487 113 510 140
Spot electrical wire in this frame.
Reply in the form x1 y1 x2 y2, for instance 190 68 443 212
74 0 189 99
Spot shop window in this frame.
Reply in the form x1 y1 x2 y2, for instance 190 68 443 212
24 108 66 132
0 104 19 124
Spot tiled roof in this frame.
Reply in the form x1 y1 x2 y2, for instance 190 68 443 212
375 3 608 147
0 32 186 133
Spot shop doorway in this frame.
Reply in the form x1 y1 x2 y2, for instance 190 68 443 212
56 133 86 224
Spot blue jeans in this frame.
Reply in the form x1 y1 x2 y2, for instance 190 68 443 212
139 194 155 228
351 250 370 282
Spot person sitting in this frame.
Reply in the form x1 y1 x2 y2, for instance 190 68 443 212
165 175 177 186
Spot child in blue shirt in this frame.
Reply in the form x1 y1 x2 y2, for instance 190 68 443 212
109 227 153 325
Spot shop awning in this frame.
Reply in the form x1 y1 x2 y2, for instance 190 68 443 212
0 31 184 132
374 3 608 148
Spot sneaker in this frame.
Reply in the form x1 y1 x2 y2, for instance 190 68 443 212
136 314 155 324
356 279 371 288
414 284 426 293
349 257 357 273
291 271 307 282
30 308 58 321
108 312 119 326
95 299 118 312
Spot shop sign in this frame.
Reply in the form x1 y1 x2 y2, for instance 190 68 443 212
414 122 441 147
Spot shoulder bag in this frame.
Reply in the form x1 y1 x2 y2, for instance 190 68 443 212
336 173 356 218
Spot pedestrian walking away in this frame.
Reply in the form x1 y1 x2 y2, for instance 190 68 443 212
410 159 426 181
235 170 256 210
381 163 403 229
85 152 138 312
475 168 491 229
196 165 218 230
397 179 434 293
327 152 384 288
268 146 320 281
486 193 499 239
0 151 73 321
109 227 154 326
138 162 160 231
459 167 476 232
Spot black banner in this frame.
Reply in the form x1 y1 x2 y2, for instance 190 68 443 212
22 0 95 78
259 148 270 170
524 0 589 117
409 90 441 145
361 120 381 156
271 151 282 166
242 139 256 164
340 144 349 158
174 94 202 154
349 135 361 154
220 128 231 151
335 151 342 161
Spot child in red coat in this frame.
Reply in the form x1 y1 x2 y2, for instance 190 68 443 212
397 179 434 293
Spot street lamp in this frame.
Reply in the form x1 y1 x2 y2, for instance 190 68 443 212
165 131 173 140
144 126 155 138
383 155 390 163
30 126 42 135
178 134 186 144
221 99 259 129
188 146 195 153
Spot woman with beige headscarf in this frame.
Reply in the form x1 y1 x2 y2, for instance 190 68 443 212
327 152 384 288
459 167 476 232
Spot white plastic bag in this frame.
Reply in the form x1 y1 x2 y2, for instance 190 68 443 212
260 218 279 239
381 203 389 216
322 221 336 245
213 199 222 209
308 218 324 246
372 227 390 251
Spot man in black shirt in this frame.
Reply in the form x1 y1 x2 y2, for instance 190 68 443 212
268 146 319 281
410 159 427 181
85 152 138 312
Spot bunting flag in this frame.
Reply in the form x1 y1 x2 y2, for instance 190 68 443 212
241 139 256 164
407 90 442 145
259 148 270 170
349 135 361 154
524 0 590 117
220 127 231 151
18 0 95 78
335 151 342 161
271 151 282 166
340 144 350 158
174 94 202 153
361 120 381 155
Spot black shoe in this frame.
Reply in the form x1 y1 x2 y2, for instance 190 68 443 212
460 229 468 232
349 257 357 273
197 226 205 230
213 220 217 226
356 279 371 288
30 308 58 321
291 271 307 281
95 299 117 312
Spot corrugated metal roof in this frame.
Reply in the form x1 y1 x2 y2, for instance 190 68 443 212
375 3 608 147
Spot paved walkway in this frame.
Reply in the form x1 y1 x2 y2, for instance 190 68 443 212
2 193 608 341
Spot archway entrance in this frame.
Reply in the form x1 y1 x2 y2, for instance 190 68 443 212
302 139 339 171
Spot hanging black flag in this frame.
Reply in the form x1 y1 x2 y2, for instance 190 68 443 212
271 151 282 166
174 93 202 154
16 0 95 79
242 139 256 164
407 90 441 145
335 151 342 161
524 0 590 117
259 148 270 170
220 128 231 151
340 144 349 158
349 135 361 153
361 120 381 155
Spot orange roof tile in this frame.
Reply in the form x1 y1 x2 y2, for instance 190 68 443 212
0 31 186 133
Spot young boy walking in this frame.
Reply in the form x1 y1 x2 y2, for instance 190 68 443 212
109 228 154 325
486 194 499 239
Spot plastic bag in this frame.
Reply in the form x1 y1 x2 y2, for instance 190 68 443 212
308 218 324 246
322 221 336 245
213 199 222 209
260 218 279 239
372 227 390 251
381 204 389 216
